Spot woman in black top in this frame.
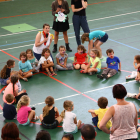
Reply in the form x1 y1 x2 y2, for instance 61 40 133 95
71 0 90 46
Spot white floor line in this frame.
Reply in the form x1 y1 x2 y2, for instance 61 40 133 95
0 10 140 37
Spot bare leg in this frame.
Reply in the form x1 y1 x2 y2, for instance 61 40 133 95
81 64 86 69
94 40 103 58
77 120 82 129
28 110 35 121
137 127 140 132
74 64 81 70
87 68 97 73
56 116 63 124
54 31 59 44
63 31 68 43
50 67 57 76
39 114 43 122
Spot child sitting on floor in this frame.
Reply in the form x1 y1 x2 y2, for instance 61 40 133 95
39 96 62 129
73 45 88 70
88 97 112 130
62 134 74 140
56 46 73 71
3 94 17 120
97 49 121 80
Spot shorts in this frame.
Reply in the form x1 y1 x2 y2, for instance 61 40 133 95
64 126 78 134
42 120 59 129
96 68 101 73
73 62 88 65
0 77 9 85
20 118 30 126
99 33 108 43
92 117 101 130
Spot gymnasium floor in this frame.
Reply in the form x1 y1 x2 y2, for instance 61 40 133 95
0 0 140 139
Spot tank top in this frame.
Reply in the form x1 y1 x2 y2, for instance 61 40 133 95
110 102 137 140
43 107 55 124
33 32 50 54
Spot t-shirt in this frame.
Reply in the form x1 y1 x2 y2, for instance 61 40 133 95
3 83 18 103
18 60 32 72
90 57 101 69
38 56 53 66
56 53 68 65
71 0 87 16
89 30 106 41
75 52 87 62
28 58 36 64
94 108 112 129
106 56 120 71
3 103 17 120
17 106 31 124
4 68 11 79
62 111 77 132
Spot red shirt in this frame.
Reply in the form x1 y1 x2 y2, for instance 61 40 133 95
75 53 87 62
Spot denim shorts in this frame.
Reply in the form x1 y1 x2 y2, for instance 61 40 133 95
64 126 78 134
96 68 101 73
0 77 9 85
99 33 108 43
20 118 30 126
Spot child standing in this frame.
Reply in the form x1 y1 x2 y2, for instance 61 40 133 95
17 95 38 125
81 49 101 75
133 55 140 82
73 45 88 70
88 97 112 130
97 49 121 79
3 94 17 120
56 46 73 71
39 96 62 129
0 59 15 85
60 100 82 134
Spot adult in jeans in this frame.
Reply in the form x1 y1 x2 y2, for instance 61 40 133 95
71 0 90 46
100 84 138 140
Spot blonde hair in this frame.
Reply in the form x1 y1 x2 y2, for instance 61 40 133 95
43 96 54 117
81 33 89 44
17 95 30 112
60 100 73 118
10 70 19 76
90 49 101 58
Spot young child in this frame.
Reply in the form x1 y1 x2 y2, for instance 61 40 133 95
17 95 38 125
80 49 101 75
62 134 74 140
60 100 82 134
97 49 121 80
0 59 15 85
88 97 112 130
73 45 88 70
3 94 17 120
37 48 56 76
56 46 73 71
39 96 62 129
18 52 33 81
133 55 140 82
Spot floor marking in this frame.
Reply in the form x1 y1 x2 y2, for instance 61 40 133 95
121 70 132 73
0 86 6 94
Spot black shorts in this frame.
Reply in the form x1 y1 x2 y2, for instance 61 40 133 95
99 33 108 43
41 120 59 129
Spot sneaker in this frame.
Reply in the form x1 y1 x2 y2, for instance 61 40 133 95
97 74 104 79
88 72 95 75
102 74 108 79
126 93 137 98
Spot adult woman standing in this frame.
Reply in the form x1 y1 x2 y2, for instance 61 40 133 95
33 24 53 61
99 84 138 140
71 0 90 46
52 0 72 53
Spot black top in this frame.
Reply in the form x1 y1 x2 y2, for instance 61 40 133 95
3 103 17 120
4 68 11 79
43 107 55 124
71 0 87 16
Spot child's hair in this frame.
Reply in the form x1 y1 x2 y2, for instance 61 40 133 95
81 33 89 44
26 49 33 57
106 49 114 55
135 55 140 63
77 45 86 53
19 52 27 61
10 70 19 76
43 23 50 28
60 100 73 118
59 45 66 50
36 130 51 140
0 59 15 79
5 94 14 103
17 95 29 112
10 74 19 97
43 96 54 117
41 48 50 56
62 134 74 140
90 49 101 58
98 97 108 109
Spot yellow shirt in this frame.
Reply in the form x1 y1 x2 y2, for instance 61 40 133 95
94 108 112 129
90 57 101 69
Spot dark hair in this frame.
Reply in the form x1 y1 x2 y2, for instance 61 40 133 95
135 55 140 63
106 49 114 55
59 45 66 50
81 124 96 140
43 23 50 28
5 94 14 103
113 84 127 99
41 48 50 56
1 122 21 140
26 49 33 56
19 52 27 61
62 134 74 140
98 97 108 109
77 45 86 53
36 130 51 140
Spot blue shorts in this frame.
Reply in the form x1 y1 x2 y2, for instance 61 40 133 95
99 33 108 43
0 77 9 85
96 68 101 73
20 118 30 126
64 126 78 134
92 117 101 130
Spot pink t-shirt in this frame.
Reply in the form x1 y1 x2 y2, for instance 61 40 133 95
3 83 18 103
17 106 31 124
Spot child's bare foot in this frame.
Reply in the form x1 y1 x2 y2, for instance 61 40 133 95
47 72 52 77
52 72 57 76
23 78 28 82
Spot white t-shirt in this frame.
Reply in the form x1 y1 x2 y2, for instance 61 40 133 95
38 56 52 65
62 111 76 133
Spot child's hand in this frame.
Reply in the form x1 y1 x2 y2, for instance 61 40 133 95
61 9 65 12
56 8 61 13
118 68 121 71
22 89 26 93
43 38 48 42
134 60 137 63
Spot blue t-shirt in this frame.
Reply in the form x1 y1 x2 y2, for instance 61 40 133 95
89 30 105 40
18 60 32 72
3 103 17 120
106 56 120 71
